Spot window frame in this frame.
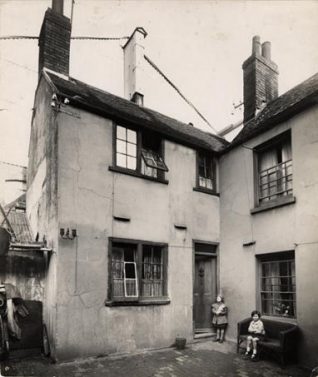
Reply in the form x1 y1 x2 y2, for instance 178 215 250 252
112 123 168 183
194 150 218 195
252 131 295 212
107 237 169 306
257 251 296 319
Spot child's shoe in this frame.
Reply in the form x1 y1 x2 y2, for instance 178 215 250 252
243 350 250 360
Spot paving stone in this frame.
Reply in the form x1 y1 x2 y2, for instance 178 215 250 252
0 340 309 377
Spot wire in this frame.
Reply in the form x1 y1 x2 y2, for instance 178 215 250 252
71 36 129 41
0 161 27 168
0 35 129 41
144 54 217 134
0 36 38 40
1 57 38 74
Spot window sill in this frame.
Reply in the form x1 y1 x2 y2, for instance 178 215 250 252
109 166 169 185
105 298 171 307
251 195 296 214
261 315 297 324
193 187 219 197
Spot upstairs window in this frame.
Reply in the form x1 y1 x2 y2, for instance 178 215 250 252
256 132 293 205
114 125 168 180
116 126 137 170
141 130 168 179
196 152 216 192
109 239 168 303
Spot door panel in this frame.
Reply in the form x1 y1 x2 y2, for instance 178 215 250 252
193 255 216 331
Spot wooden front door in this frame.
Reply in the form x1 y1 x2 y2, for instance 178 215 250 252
193 254 216 332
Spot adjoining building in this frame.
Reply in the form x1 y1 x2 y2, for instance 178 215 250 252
219 36 318 368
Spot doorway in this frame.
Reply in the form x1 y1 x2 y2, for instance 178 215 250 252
193 242 217 335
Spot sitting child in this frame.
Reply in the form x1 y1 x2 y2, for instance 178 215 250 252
245 310 265 361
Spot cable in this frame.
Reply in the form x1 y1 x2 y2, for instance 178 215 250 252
1 57 38 74
144 54 217 134
71 36 129 41
0 36 38 40
0 35 129 41
0 161 27 169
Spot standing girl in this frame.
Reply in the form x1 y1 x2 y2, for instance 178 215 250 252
211 295 228 343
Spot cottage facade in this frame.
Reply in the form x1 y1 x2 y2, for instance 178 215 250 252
24 3 318 369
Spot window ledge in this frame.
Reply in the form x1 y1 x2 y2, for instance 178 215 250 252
193 187 219 197
109 166 169 185
262 315 297 325
251 195 296 214
105 298 171 307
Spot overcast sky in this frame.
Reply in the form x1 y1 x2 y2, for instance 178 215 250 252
0 0 317 167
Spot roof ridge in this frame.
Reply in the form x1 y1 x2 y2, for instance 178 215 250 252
229 71 318 149
45 71 228 150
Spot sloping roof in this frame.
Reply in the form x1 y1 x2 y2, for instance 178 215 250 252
230 72 318 148
44 70 228 153
0 194 33 244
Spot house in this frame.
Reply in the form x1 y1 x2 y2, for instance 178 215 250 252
219 36 318 368
0 193 46 301
26 3 227 361
25 1 318 369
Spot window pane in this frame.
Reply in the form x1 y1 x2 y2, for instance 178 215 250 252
141 245 164 297
206 178 213 190
127 129 137 143
141 149 168 173
117 126 126 140
198 156 206 177
116 139 126 154
127 142 137 157
116 153 126 168
127 156 137 170
124 262 138 297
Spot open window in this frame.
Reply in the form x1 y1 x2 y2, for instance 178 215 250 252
255 131 293 207
109 239 168 304
114 125 168 181
141 130 168 179
196 151 217 193
111 243 138 301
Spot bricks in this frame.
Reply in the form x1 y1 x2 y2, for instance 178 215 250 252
38 8 71 78
242 38 279 123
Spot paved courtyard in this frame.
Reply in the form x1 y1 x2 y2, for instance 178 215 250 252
1 340 310 377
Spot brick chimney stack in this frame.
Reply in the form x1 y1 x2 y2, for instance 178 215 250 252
123 27 148 106
242 36 279 123
38 0 71 79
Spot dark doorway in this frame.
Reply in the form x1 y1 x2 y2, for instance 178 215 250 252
193 243 217 334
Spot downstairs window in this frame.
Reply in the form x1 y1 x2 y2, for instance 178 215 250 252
109 239 168 303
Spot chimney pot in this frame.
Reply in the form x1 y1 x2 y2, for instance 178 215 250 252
52 0 64 15
38 8 71 78
123 27 147 106
252 35 261 55
242 36 278 123
262 41 271 60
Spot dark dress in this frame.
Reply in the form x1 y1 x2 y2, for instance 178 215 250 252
211 302 228 329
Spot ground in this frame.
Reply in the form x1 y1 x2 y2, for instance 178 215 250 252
1 339 310 377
